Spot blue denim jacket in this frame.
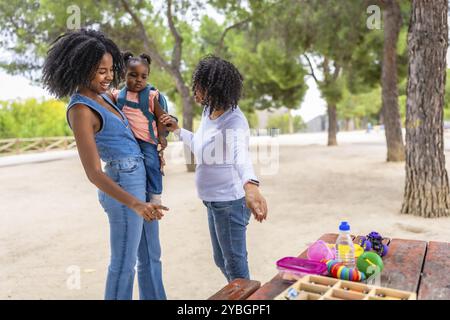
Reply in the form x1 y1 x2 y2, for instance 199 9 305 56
66 93 143 162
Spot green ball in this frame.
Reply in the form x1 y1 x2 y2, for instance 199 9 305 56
357 252 384 277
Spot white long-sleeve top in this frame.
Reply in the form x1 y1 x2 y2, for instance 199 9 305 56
175 106 257 202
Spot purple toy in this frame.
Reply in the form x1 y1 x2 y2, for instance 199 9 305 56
359 231 390 257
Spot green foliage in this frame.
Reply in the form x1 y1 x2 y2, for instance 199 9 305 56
234 38 307 111
345 30 384 94
444 69 450 120
0 98 71 138
0 0 421 132
338 68 450 126
266 113 305 134
245 110 259 129
345 1 410 95
337 86 381 125
319 77 345 106
198 15 308 113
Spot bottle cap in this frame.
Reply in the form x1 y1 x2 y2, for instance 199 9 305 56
339 221 350 231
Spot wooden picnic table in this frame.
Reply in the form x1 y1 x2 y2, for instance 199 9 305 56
209 233 450 300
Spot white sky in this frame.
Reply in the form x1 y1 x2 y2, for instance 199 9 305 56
0 72 52 100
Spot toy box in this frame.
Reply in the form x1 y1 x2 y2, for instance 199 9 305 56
274 275 416 300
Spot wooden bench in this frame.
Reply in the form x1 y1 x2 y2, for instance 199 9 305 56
208 233 450 300
208 279 261 300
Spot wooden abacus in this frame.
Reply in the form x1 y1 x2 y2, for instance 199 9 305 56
274 275 417 300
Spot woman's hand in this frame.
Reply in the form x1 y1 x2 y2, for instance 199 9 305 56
160 114 179 132
244 183 268 223
132 202 169 222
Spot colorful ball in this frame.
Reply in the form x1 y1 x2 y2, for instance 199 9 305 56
357 252 384 278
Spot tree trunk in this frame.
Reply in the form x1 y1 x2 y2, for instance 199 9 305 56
381 0 405 162
288 114 294 134
327 104 338 146
345 118 351 131
321 58 340 146
401 0 450 217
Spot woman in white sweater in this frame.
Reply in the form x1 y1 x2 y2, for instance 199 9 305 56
160 55 268 282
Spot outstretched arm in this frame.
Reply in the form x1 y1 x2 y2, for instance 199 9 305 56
153 96 168 150
159 113 194 151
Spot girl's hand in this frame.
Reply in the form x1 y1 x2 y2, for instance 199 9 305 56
132 202 169 221
244 183 268 223
160 114 179 132
159 151 166 176
158 136 168 151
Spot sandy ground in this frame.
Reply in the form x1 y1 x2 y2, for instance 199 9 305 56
1 131 450 300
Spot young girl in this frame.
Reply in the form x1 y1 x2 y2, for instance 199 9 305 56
109 52 174 207
42 29 168 300
161 55 268 283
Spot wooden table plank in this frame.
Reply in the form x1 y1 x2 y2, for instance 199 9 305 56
379 238 427 293
247 233 339 300
208 279 261 300
247 234 429 300
418 241 450 300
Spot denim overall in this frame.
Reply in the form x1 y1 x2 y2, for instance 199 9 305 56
67 93 166 300
116 86 163 197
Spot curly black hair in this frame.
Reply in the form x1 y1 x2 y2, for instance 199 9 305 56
123 51 152 72
42 29 125 98
192 55 243 115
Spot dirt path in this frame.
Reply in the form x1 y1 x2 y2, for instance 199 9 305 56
1 133 449 299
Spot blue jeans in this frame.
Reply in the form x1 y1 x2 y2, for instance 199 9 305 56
137 139 162 198
203 197 252 282
98 157 166 300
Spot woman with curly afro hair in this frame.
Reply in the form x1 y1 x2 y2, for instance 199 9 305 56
161 55 268 283
42 29 168 300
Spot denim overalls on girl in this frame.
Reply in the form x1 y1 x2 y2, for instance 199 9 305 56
66 93 166 300
114 85 164 204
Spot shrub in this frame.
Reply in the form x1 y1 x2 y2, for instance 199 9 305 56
0 98 71 138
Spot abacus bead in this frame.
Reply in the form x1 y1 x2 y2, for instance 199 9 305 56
348 268 354 281
342 267 350 280
337 266 345 279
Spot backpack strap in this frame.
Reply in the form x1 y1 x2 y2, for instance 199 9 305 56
138 85 157 143
149 84 169 113
116 87 128 110
117 85 157 143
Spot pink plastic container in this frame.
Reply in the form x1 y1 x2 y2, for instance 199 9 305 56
276 257 328 281
307 240 335 261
